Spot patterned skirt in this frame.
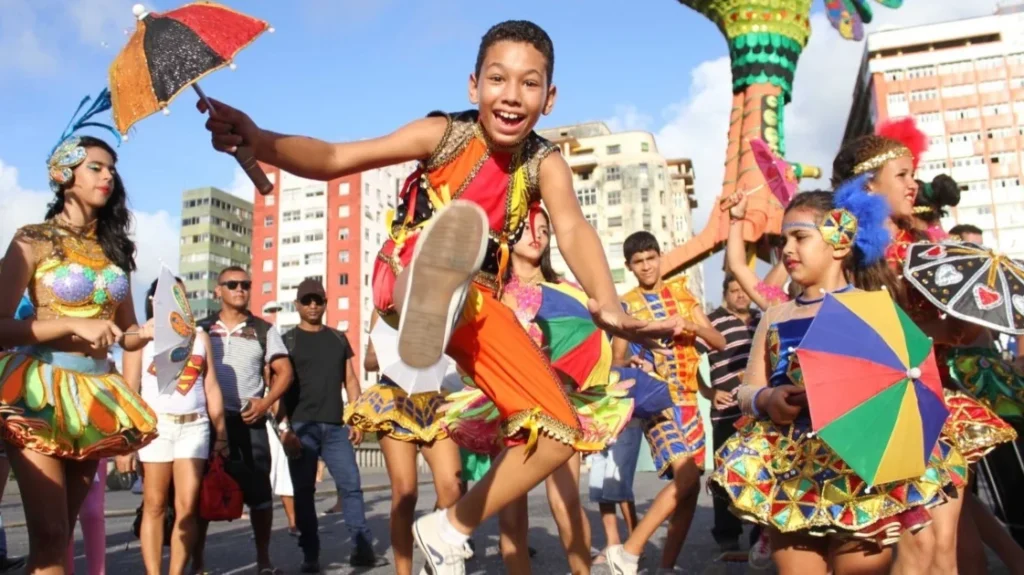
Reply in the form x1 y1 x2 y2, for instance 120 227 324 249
344 382 448 444
709 418 966 546
941 389 1017 463
0 347 158 459
946 347 1024 423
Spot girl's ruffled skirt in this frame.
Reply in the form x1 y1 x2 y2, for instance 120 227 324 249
344 382 449 444
941 389 1017 463
0 347 157 459
709 419 967 546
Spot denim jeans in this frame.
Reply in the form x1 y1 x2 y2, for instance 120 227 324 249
0 510 7 557
288 422 371 559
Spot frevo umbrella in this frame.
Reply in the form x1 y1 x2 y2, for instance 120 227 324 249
795 290 949 485
152 265 198 394
109 2 273 194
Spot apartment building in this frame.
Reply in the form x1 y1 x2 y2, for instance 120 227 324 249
178 186 253 319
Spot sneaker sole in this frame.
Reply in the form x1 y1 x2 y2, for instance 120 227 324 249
398 201 489 369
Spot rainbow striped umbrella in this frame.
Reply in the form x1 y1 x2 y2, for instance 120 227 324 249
534 283 612 391
795 290 949 485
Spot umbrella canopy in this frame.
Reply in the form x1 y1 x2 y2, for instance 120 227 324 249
795 290 949 485
370 320 453 395
750 138 798 208
152 266 198 394
534 282 612 391
110 2 271 135
903 241 1024 335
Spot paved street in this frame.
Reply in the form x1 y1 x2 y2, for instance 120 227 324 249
0 469 1011 574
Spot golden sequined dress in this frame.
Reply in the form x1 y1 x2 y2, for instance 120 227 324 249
887 229 1017 461
710 302 965 545
0 220 157 459
345 376 449 444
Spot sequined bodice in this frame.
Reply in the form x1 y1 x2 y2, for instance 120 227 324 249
767 317 813 388
15 221 129 321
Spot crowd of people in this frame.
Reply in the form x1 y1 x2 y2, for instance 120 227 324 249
2 17 1024 575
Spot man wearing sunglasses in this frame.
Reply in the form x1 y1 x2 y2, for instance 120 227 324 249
278 278 375 572
194 266 293 575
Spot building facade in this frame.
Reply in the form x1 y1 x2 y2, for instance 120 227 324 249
844 2 1024 257
536 122 705 301
248 162 416 388
179 187 253 319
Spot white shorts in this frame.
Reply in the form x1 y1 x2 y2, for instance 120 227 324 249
267 420 293 497
138 414 210 463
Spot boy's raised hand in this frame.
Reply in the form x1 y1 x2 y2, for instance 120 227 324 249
587 299 682 353
197 98 261 155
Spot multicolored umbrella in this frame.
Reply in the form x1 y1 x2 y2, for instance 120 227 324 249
795 290 949 485
152 266 198 394
109 2 273 194
903 241 1024 335
750 138 797 208
534 283 613 391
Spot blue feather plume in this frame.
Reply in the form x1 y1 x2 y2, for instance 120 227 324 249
48 88 121 159
833 173 890 266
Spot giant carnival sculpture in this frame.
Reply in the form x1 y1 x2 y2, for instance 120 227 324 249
661 0 904 276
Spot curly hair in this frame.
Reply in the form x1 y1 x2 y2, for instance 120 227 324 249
45 136 136 273
914 174 960 223
476 20 555 83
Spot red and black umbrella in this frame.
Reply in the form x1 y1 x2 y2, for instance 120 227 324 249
109 2 273 193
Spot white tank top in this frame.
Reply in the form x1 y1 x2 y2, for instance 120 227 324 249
140 334 208 415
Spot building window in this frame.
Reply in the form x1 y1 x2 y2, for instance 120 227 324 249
606 144 621 155
339 182 350 196
265 195 275 206
576 187 598 206
884 70 905 81
607 190 621 206
338 297 350 310
304 208 324 220
909 88 937 102
339 250 350 263
605 165 621 181
338 227 350 240
640 188 649 203
264 215 274 227
262 259 273 272
887 93 907 107
303 231 324 242
262 281 272 294
641 142 649 152
584 213 598 227
339 205 350 218
607 216 623 227
339 273 349 286
263 238 273 249
337 320 350 331
304 252 324 265
282 210 300 222
305 187 325 198
906 65 935 79
611 268 626 284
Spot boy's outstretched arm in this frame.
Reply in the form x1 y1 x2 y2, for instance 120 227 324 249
539 154 681 344
199 98 447 181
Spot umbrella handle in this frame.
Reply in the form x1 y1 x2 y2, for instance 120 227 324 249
193 84 274 196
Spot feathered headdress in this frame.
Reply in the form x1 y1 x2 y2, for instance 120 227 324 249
820 173 891 266
47 89 121 192
853 116 927 176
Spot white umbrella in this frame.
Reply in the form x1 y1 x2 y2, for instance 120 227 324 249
152 265 197 394
371 320 452 395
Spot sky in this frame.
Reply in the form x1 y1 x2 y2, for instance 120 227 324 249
0 0 1001 309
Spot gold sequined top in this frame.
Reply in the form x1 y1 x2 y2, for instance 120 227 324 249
13 219 130 321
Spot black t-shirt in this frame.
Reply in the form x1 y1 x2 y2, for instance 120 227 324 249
284 328 353 424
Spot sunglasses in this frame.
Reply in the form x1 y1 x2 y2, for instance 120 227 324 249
220 280 251 291
299 295 325 306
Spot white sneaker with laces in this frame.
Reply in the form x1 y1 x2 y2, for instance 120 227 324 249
749 531 772 570
412 509 467 575
397 201 489 370
604 544 639 575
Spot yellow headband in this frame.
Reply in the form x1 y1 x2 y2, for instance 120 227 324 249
852 144 912 175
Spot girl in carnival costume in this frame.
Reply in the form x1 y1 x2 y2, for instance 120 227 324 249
0 90 158 574
831 117 1016 575
441 206 642 574
713 178 963 574
345 315 465 575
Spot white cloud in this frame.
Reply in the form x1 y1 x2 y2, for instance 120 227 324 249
605 105 654 134
0 158 179 317
610 1 999 304
0 0 57 77
223 167 255 203
68 0 136 46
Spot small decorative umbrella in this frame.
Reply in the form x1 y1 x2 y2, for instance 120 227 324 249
109 2 273 194
152 266 198 394
750 138 798 208
534 283 613 391
795 290 949 485
371 320 453 395
903 241 1024 335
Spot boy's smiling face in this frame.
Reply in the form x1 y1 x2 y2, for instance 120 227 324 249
470 40 556 148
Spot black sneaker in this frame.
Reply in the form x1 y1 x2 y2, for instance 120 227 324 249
349 539 377 567
0 556 25 573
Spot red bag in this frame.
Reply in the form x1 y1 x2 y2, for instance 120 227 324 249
199 455 243 522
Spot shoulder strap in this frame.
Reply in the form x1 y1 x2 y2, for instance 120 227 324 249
282 328 296 354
